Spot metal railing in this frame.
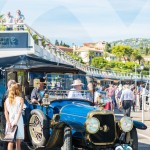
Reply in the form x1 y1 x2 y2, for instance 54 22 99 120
0 23 26 31
0 23 150 81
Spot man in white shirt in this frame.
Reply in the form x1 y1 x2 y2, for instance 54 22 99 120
140 84 148 110
120 84 134 116
68 79 84 99
2 12 14 30
14 10 25 30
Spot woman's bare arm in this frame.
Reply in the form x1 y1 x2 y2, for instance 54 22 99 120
13 98 24 126
4 101 11 126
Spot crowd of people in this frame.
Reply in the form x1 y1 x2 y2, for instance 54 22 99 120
0 10 25 30
67 79 149 117
1 78 149 150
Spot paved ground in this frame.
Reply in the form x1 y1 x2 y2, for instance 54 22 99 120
1 108 150 150
132 110 150 149
115 107 150 150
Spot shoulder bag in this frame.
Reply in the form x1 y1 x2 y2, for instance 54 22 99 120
3 125 18 142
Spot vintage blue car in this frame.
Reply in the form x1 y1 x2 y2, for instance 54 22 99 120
0 55 147 150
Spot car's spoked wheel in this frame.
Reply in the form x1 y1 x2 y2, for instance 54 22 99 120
28 109 49 149
29 115 43 144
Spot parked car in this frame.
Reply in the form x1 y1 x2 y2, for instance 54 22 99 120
0 55 147 150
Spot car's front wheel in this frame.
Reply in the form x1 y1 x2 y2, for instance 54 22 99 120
28 109 49 148
130 127 138 150
61 126 72 150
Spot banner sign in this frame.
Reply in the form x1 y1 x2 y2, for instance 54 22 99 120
0 33 28 48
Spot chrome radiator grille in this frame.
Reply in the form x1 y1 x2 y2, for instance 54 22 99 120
89 114 116 145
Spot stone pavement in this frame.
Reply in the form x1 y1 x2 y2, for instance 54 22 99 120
130 109 150 137
115 107 150 136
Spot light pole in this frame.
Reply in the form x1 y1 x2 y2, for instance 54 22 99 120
135 64 137 88
140 63 144 123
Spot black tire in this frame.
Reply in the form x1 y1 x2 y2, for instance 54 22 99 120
130 128 138 150
61 127 72 150
28 109 49 148
0 113 6 140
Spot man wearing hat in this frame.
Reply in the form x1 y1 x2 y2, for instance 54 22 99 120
30 78 45 104
68 79 84 99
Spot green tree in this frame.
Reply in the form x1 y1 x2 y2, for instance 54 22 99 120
55 40 59 46
32 34 38 45
136 54 144 64
0 14 3 22
112 45 133 61
88 51 95 64
67 52 84 63
131 49 140 61
124 46 133 61
145 47 150 55
63 43 70 47
105 42 112 53
60 40 63 46
91 56 107 68
112 45 125 61
0 14 5 30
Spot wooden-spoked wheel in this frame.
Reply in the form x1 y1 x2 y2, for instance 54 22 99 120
28 109 49 148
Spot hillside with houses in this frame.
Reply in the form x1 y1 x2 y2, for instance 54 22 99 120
110 38 150 55
54 39 150 75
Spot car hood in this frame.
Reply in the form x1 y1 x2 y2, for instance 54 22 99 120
60 103 96 131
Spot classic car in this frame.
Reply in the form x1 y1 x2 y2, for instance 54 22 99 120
0 55 147 150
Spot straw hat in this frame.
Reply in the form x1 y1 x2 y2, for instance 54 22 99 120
71 79 84 86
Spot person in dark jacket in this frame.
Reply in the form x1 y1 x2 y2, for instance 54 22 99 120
30 78 45 104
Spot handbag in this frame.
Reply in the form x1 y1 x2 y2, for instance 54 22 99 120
3 125 18 142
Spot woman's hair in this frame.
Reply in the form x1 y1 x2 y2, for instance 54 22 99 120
7 80 16 89
8 83 22 105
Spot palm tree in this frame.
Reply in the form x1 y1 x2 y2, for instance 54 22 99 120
136 54 144 64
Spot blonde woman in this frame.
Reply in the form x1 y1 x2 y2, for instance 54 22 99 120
4 83 24 150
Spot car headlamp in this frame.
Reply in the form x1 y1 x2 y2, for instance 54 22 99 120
85 117 100 134
120 116 133 132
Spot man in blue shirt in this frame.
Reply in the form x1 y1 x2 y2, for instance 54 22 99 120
30 78 45 104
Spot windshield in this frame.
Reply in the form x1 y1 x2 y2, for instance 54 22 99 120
46 73 87 90
45 73 89 100
27 72 96 102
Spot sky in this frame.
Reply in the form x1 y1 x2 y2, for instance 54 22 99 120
0 0 150 45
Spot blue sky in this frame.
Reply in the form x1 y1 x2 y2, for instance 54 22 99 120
0 0 150 45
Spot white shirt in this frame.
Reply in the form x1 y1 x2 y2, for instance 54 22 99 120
3 15 13 23
141 88 148 96
120 88 134 102
94 91 101 103
15 14 25 23
3 15 14 27
68 88 83 99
